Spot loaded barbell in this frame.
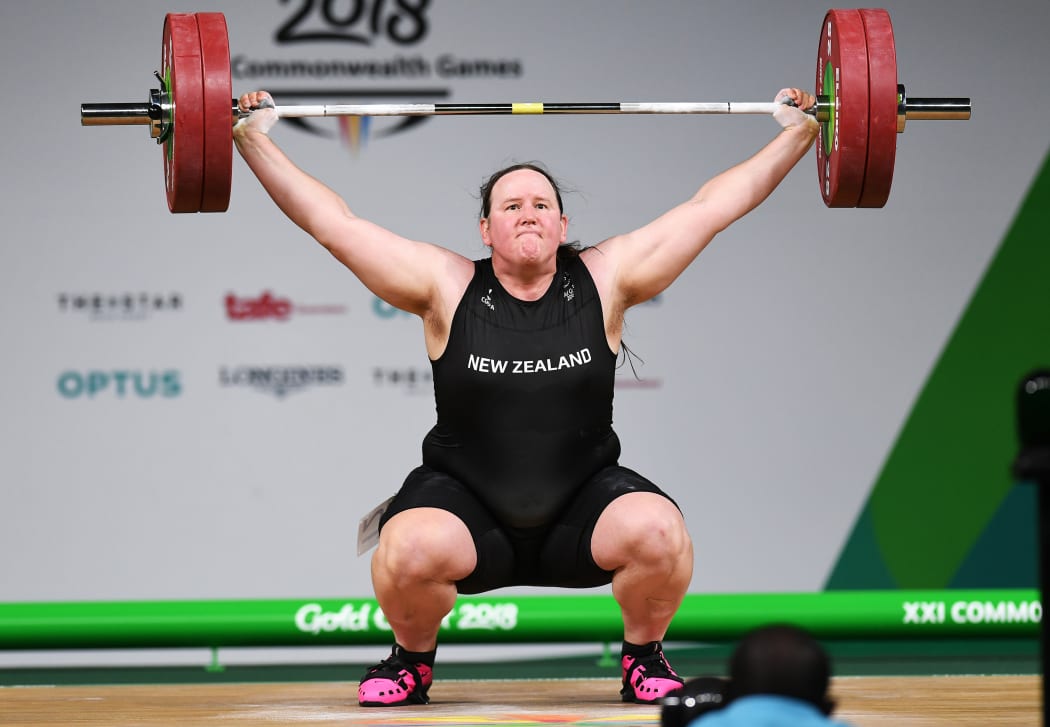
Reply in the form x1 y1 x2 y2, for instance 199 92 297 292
80 8 970 213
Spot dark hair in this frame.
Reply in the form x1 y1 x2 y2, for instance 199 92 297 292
726 624 834 715
478 161 581 261
478 162 564 219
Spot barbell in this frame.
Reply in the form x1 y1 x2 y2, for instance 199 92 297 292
80 8 970 214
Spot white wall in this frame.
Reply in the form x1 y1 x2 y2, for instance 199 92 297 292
1 0 1047 608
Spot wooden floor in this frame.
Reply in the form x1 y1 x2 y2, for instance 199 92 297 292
0 675 1040 726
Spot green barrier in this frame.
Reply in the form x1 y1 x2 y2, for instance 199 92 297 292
0 590 1039 650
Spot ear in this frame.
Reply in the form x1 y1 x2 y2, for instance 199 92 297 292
559 214 568 243
479 217 492 248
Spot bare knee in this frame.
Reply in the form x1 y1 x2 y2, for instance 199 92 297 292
592 493 692 572
374 507 477 584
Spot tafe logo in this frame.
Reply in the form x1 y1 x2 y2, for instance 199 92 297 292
226 291 347 321
226 291 292 321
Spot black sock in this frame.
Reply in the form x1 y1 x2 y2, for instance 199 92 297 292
622 640 662 659
394 643 437 668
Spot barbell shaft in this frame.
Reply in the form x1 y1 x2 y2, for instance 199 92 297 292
254 97 973 123
78 100 792 126
80 96 971 127
273 101 784 117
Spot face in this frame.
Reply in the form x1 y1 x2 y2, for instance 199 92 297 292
480 169 568 266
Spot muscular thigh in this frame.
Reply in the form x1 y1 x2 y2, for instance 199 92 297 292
380 466 516 594
537 465 679 588
380 465 678 592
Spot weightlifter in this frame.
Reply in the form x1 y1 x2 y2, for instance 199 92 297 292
232 86 817 707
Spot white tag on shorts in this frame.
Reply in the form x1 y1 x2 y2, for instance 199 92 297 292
357 495 395 556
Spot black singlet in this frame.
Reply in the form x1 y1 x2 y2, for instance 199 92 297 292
422 255 621 529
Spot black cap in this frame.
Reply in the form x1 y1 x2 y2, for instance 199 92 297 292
1014 369 1050 480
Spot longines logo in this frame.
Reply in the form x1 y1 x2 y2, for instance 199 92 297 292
226 291 347 321
58 293 182 320
220 365 345 398
234 1 525 146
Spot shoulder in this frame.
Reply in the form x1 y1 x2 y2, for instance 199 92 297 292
431 251 478 311
704 696 845 726
579 237 627 305
578 241 611 281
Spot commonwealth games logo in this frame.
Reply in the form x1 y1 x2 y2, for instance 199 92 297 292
235 3 524 156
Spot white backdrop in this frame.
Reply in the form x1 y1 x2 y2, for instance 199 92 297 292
1 1 1047 617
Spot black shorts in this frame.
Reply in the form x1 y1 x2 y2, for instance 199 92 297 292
378 464 678 594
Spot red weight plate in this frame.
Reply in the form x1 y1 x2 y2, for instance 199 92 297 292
858 9 898 208
815 9 869 208
196 12 233 213
162 13 204 213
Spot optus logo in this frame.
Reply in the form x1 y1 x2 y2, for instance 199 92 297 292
57 370 182 399
372 296 411 319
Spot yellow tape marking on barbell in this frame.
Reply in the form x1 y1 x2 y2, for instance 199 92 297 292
511 103 544 114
